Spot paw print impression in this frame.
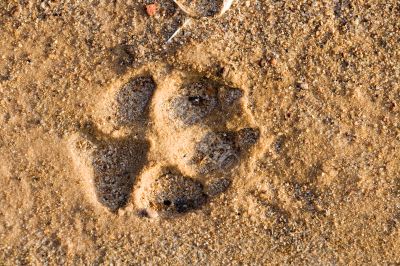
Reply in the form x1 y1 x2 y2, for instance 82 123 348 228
94 75 156 133
152 71 259 179
114 76 155 125
170 80 219 125
168 78 243 127
69 133 149 212
135 168 207 218
69 67 260 217
191 128 260 175
69 74 155 212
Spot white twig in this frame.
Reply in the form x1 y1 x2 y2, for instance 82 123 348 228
167 18 192 43
172 0 197 17
219 0 235 16
167 0 235 43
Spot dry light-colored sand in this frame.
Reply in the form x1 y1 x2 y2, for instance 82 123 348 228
0 0 399 264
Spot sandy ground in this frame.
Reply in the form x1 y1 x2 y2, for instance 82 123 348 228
0 0 399 264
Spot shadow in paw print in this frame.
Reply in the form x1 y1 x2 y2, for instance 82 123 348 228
218 85 243 107
95 75 156 133
113 76 156 126
91 138 149 212
170 79 219 125
236 128 260 150
192 131 238 174
70 130 150 212
109 44 136 75
169 78 243 126
141 170 207 218
191 128 259 174
204 177 232 197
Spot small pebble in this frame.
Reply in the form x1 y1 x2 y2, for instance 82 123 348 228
146 4 158 17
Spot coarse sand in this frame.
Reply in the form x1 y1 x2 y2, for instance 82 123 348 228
0 0 399 264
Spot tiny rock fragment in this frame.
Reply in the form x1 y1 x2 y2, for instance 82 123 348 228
146 3 158 17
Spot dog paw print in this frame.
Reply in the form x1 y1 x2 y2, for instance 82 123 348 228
92 75 156 134
68 68 259 218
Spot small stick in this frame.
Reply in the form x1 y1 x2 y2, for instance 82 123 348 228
219 0 235 16
172 0 197 17
167 0 235 43
167 18 192 43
